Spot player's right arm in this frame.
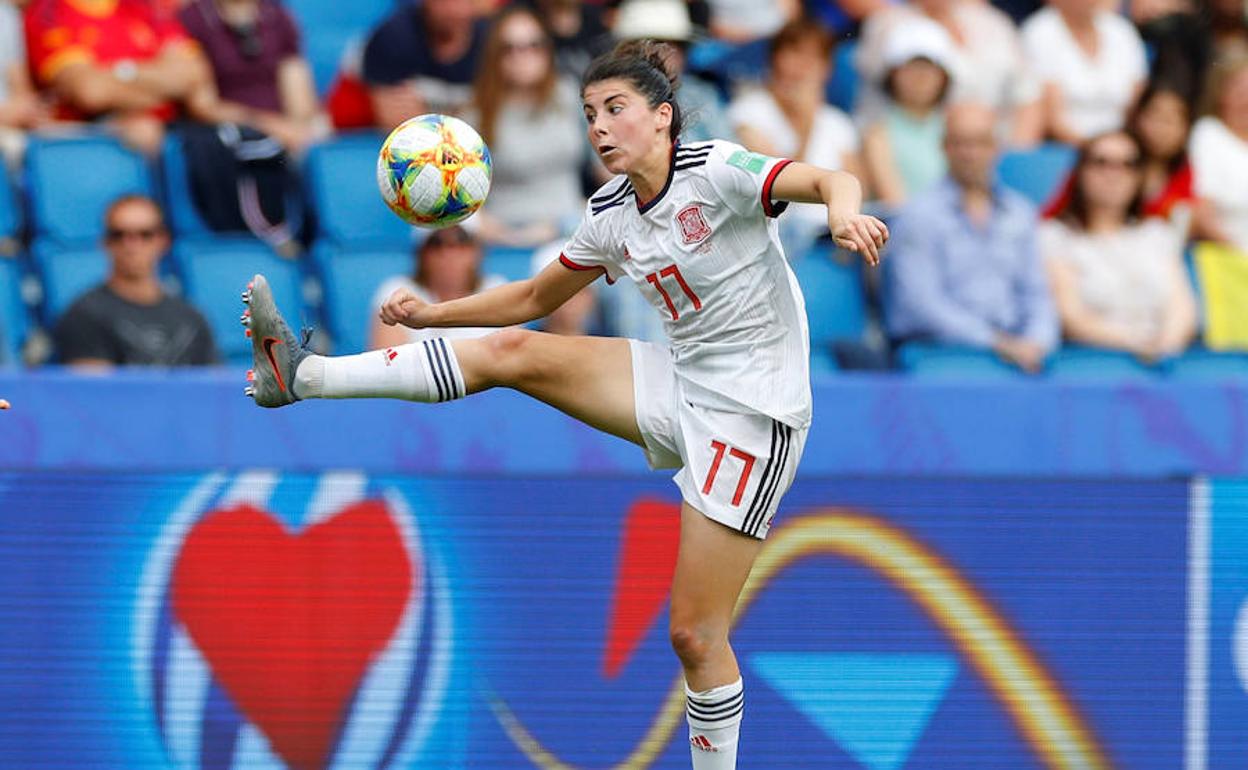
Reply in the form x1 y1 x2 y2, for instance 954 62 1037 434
379 259 600 331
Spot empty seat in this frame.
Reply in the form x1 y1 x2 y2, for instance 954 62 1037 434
0 257 27 364
25 135 152 245
896 343 1022 378
319 247 409 354
795 252 866 372
159 132 211 238
305 135 413 248
178 237 304 365
0 170 20 256
996 142 1076 208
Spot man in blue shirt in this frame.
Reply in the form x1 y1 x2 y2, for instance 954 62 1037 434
884 102 1058 372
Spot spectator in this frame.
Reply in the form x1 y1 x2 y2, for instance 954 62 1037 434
23 0 210 155
804 0 891 38
462 5 586 248
1021 0 1148 143
1041 130 1197 359
1128 80 1200 221
862 17 954 210
729 19 862 254
53 195 218 367
179 0 326 155
361 0 487 131
524 0 611 80
612 0 734 144
530 242 600 335
857 0 1043 145
369 225 506 349
1208 0 1248 62
1190 55 1248 252
705 0 800 43
884 102 1059 373
0 0 49 166
1131 0 1206 100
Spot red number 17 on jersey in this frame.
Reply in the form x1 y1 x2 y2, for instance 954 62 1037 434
645 264 702 321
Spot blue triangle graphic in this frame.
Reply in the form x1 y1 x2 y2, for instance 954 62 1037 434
749 652 958 770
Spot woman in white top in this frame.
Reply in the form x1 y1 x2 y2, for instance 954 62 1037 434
1041 130 1197 360
1189 56 1248 253
856 0 1043 145
1021 0 1148 143
461 5 588 247
244 40 887 770
729 20 862 252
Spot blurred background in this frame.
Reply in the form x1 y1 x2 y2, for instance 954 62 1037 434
0 0 1246 768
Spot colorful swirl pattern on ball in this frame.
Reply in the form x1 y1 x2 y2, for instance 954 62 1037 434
380 114 493 228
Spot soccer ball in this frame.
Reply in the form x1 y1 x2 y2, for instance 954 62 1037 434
377 113 493 228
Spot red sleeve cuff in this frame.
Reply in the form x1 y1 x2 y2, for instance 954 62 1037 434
559 254 614 284
761 158 793 218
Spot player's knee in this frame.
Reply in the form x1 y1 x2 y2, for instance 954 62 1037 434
481 328 549 387
669 620 720 668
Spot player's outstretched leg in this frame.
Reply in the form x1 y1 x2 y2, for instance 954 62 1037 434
669 502 764 769
242 274 312 408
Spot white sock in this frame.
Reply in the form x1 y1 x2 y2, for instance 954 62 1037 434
686 677 743 769
293 339 465 402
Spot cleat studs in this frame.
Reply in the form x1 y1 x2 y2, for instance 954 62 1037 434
246 370 255 382
245 328 252 338
243 387 255 397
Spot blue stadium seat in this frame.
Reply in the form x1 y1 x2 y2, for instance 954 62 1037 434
794 252 866 373
159 133 211 238
1045 347 1157 380
0 170 21 255
996 142 1076 208
1166 350 1248 380
0 257 27 364
178 237 304 365
896 343 1022 378
483 246 535 283
285 0 393 93
32 242 109 324
25 135 153 245
305 135 414 248
319 247 409 354
827 40 859 113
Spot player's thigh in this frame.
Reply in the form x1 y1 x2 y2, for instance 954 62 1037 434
453 330 644 447
669 500 764 632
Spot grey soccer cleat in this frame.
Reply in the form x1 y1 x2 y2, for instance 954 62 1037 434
241 273 310 408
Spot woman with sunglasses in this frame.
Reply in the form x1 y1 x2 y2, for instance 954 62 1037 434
1041 130 1197 362
461 5 588 248
243 39 886 769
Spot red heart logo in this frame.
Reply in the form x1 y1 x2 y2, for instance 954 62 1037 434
172 500 413 770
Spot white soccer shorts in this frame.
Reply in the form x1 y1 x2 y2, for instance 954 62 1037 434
629 340 808 539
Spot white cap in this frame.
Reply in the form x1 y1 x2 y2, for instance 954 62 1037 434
882 17 955 74
613 0 694 43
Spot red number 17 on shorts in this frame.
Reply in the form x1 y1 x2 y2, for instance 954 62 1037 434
702 440 756 507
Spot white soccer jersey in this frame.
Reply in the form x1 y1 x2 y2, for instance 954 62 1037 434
561 140 813 429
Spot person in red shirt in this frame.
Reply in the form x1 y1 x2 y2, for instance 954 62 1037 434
24 0 209 154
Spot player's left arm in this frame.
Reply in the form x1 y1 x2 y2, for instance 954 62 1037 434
771 162 889 265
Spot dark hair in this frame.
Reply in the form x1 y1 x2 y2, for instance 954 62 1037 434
1051 131 1147 230
413 226 482 293
581 39 683 142
1126 78 1193 174
882 59 952 107
769 17 835 64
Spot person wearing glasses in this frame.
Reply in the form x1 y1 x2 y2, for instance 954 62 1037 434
461 4 588 248
1040 130 1197 361
884 102 1059 373
52 195 218 367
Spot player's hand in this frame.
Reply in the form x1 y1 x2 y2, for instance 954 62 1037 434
379 287 431 329
830 214 889 266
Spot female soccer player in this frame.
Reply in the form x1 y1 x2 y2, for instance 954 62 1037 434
243 40 887 769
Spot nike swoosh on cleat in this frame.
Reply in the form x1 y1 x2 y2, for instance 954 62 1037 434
262 336 287 393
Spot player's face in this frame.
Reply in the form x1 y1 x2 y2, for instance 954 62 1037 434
104 200 168 282
582 79 670 175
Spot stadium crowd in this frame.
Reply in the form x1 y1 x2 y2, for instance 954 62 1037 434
0 0 1246 375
